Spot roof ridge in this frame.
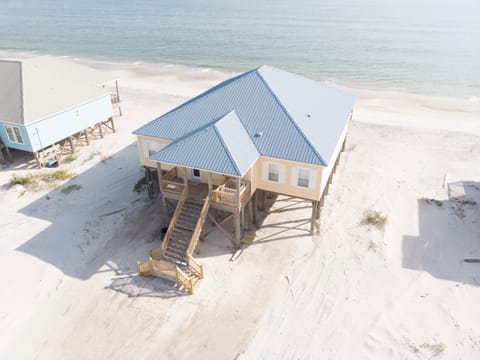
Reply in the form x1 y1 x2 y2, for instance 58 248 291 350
213 118 242 177
157 111 228 151
150 115 221 157
134 69 259 137
255 68 327 166
157 68 258 119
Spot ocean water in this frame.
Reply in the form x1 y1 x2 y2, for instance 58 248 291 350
0 0 479 98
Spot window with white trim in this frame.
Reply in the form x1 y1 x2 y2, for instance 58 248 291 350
297 168 310 188
4 124 24 144
268 163 279 182
291 167 317 189
262 161 285 184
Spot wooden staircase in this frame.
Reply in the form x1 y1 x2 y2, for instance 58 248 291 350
137 187 211 294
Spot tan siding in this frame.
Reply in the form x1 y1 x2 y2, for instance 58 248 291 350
137 115 351 202
137 135 171 168
254 156 323 201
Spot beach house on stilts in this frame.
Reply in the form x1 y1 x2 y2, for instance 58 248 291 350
134 65 355 293
0 58 121 167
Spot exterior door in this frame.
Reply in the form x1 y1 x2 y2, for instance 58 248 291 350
191 168 201 181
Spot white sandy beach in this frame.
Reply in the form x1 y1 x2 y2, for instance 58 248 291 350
0 53 479 360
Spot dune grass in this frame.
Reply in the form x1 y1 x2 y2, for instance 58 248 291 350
365 211 388 227
10 170 76 191
133 176 146 194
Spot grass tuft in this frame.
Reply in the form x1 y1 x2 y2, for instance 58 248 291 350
10 174 36 187
10 170 76 191
41 169 75 182
63 154 77 163
365 211 388 227
133 176 146 194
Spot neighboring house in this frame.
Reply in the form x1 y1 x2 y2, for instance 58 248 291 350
0 58 120 166
134 65 355 294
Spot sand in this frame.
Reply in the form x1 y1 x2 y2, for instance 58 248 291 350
0 53 479 360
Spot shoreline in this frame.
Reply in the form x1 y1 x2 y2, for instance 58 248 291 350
1 48 479 104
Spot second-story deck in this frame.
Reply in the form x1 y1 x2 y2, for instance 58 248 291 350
160 167 251 212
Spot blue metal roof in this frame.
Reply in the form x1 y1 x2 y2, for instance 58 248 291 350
151 111 258 177
134 65 355 171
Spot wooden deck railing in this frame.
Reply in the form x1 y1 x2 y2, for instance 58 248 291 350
152 259 177 281
176 267 193 293
149 246 163 261
159 187 189 255
210 179 250 207
111 93 120 104
161 168 185 195
137 259 153 276
187 255 204 279
187 195 211 255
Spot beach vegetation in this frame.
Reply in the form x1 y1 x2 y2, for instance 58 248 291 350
10 174 37 187
365 211 388 227
134 176 146 193
41 169 75 182
10 170 76 191
63 154 77 163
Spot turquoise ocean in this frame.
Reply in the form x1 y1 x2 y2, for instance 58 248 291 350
0 0 479 98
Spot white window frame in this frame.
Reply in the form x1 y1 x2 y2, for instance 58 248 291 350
262 161 285 184
291 167 317 189
268 163 279 182
4 124 24 144
297 168 310 188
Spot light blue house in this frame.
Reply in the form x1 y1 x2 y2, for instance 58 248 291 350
0 59 118 166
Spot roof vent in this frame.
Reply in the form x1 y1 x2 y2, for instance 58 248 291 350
307 114 311 118
254 131 264 138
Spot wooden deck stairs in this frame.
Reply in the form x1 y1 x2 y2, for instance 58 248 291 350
137 187 211 294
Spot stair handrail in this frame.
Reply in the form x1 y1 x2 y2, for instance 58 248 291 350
175 266 193 294
162 187 189 254
187 194 211 255
187 254 204 279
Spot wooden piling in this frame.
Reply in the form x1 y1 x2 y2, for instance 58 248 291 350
310 201 318 235
68 136 75 153
110 117 116 133
84 129 90 145
252 191 258 225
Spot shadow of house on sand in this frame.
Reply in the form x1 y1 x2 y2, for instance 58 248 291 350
16 141 314 298
403 181 480 286
15 143 160 281
195 193 312 260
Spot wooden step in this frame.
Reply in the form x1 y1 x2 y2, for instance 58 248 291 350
166 246 186 258
168 247 187 257
176 221 196 232
185 268 201 279
179 209 201 218
168 242 188 253
171 230 192 242
163 253 187 267
185 201 203 208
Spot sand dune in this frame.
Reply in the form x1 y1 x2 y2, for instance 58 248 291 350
0 53 479 359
